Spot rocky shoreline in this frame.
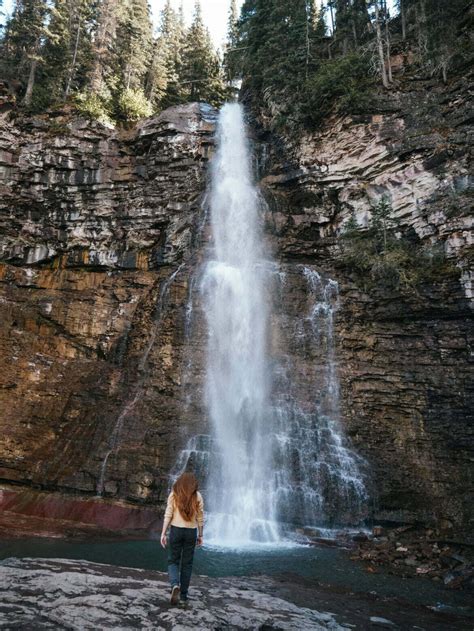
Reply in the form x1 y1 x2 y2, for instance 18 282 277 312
302 524 474 593
2 484 473 598
1 557 472 630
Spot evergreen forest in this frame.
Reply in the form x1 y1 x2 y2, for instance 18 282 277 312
0 0 472 127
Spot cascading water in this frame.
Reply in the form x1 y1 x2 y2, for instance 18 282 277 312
200 103 279 545
173 102 369 546
271 266 369 528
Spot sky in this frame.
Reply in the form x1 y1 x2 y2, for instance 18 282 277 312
151 1 244 49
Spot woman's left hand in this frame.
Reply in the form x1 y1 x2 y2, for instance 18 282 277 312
160 533 167 548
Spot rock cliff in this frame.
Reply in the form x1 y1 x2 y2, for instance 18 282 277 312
0 103 215 506
257 72 473 537
0 73 472 538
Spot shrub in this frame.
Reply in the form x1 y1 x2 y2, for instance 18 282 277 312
338 201 458 293
116 88 153 122
74 91 114 126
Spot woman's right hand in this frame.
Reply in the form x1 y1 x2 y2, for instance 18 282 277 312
197 535 203 547
160 533 167 548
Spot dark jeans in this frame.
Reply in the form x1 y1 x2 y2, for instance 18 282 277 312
167 525 198 597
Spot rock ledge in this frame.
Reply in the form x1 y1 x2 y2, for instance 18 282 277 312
0 557 346 630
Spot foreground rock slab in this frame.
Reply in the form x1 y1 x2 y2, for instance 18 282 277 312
0 557 347 630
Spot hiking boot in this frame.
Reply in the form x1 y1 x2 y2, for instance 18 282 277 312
170 585 180 605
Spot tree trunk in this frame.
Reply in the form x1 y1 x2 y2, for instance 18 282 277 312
89 0 116 94
352 19 358 48
329 2 335 36
441 60 448 84
65 16 82 97
305 6 310 79
400 0 406 41
385 17 393 82
374 2 389 88
327 38 335 59
23 57 38 106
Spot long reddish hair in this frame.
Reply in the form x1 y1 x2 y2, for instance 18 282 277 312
172 472 199 521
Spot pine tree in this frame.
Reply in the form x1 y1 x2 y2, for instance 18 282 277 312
239 0 314 104
145 36 169 107
419 0 469 83
224 0 240 82
2 0 49 105
116 0 153 91
372 1 389 88
343 211 360 235
40 0 94 104
88 0 117 95
160 0 186 108
370 195 399 252
180 0 227 105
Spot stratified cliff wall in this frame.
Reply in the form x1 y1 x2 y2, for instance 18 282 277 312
0 103 215 504
258 72 473 535
0 72 472 537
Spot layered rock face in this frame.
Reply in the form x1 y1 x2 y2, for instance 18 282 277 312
0 103 215 504
258 74 473 535
0 74 472 538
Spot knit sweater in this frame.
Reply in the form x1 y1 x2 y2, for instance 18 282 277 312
164 490 204 529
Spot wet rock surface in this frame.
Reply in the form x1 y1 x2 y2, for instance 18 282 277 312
0 103 215 504
0 76 472 540
0 557 348 630
1 557 472 630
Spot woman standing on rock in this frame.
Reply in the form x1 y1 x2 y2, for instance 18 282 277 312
160 472 204 605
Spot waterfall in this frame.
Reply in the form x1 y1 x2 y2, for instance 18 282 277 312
173 102 368 546
200 103 279 545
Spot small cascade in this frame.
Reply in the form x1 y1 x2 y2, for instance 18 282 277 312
271 266 369 527
96 264 184 496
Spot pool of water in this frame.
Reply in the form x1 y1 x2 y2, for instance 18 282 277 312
1 537 472 617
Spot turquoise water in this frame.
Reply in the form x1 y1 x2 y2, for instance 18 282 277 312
0 537 472 617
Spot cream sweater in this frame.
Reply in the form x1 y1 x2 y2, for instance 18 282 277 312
164 490 204 529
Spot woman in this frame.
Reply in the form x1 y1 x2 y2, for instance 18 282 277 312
160 472 204 605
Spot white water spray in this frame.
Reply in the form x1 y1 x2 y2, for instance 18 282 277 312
201 103 279 545
173 103 369 546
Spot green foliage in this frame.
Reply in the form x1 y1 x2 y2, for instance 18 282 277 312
233 0 471 131
74 90 113 125
1 0 228 122
115 0 153 92
338 196 459 293
400 0 472 82
0 0 49 104
145 36 170 107
40 0 94 104
149 0 186 108
116 87 152 121
343 211 359 233
224 0 240 82
180 1 228 106
235 1 375 131
300 52 373 128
